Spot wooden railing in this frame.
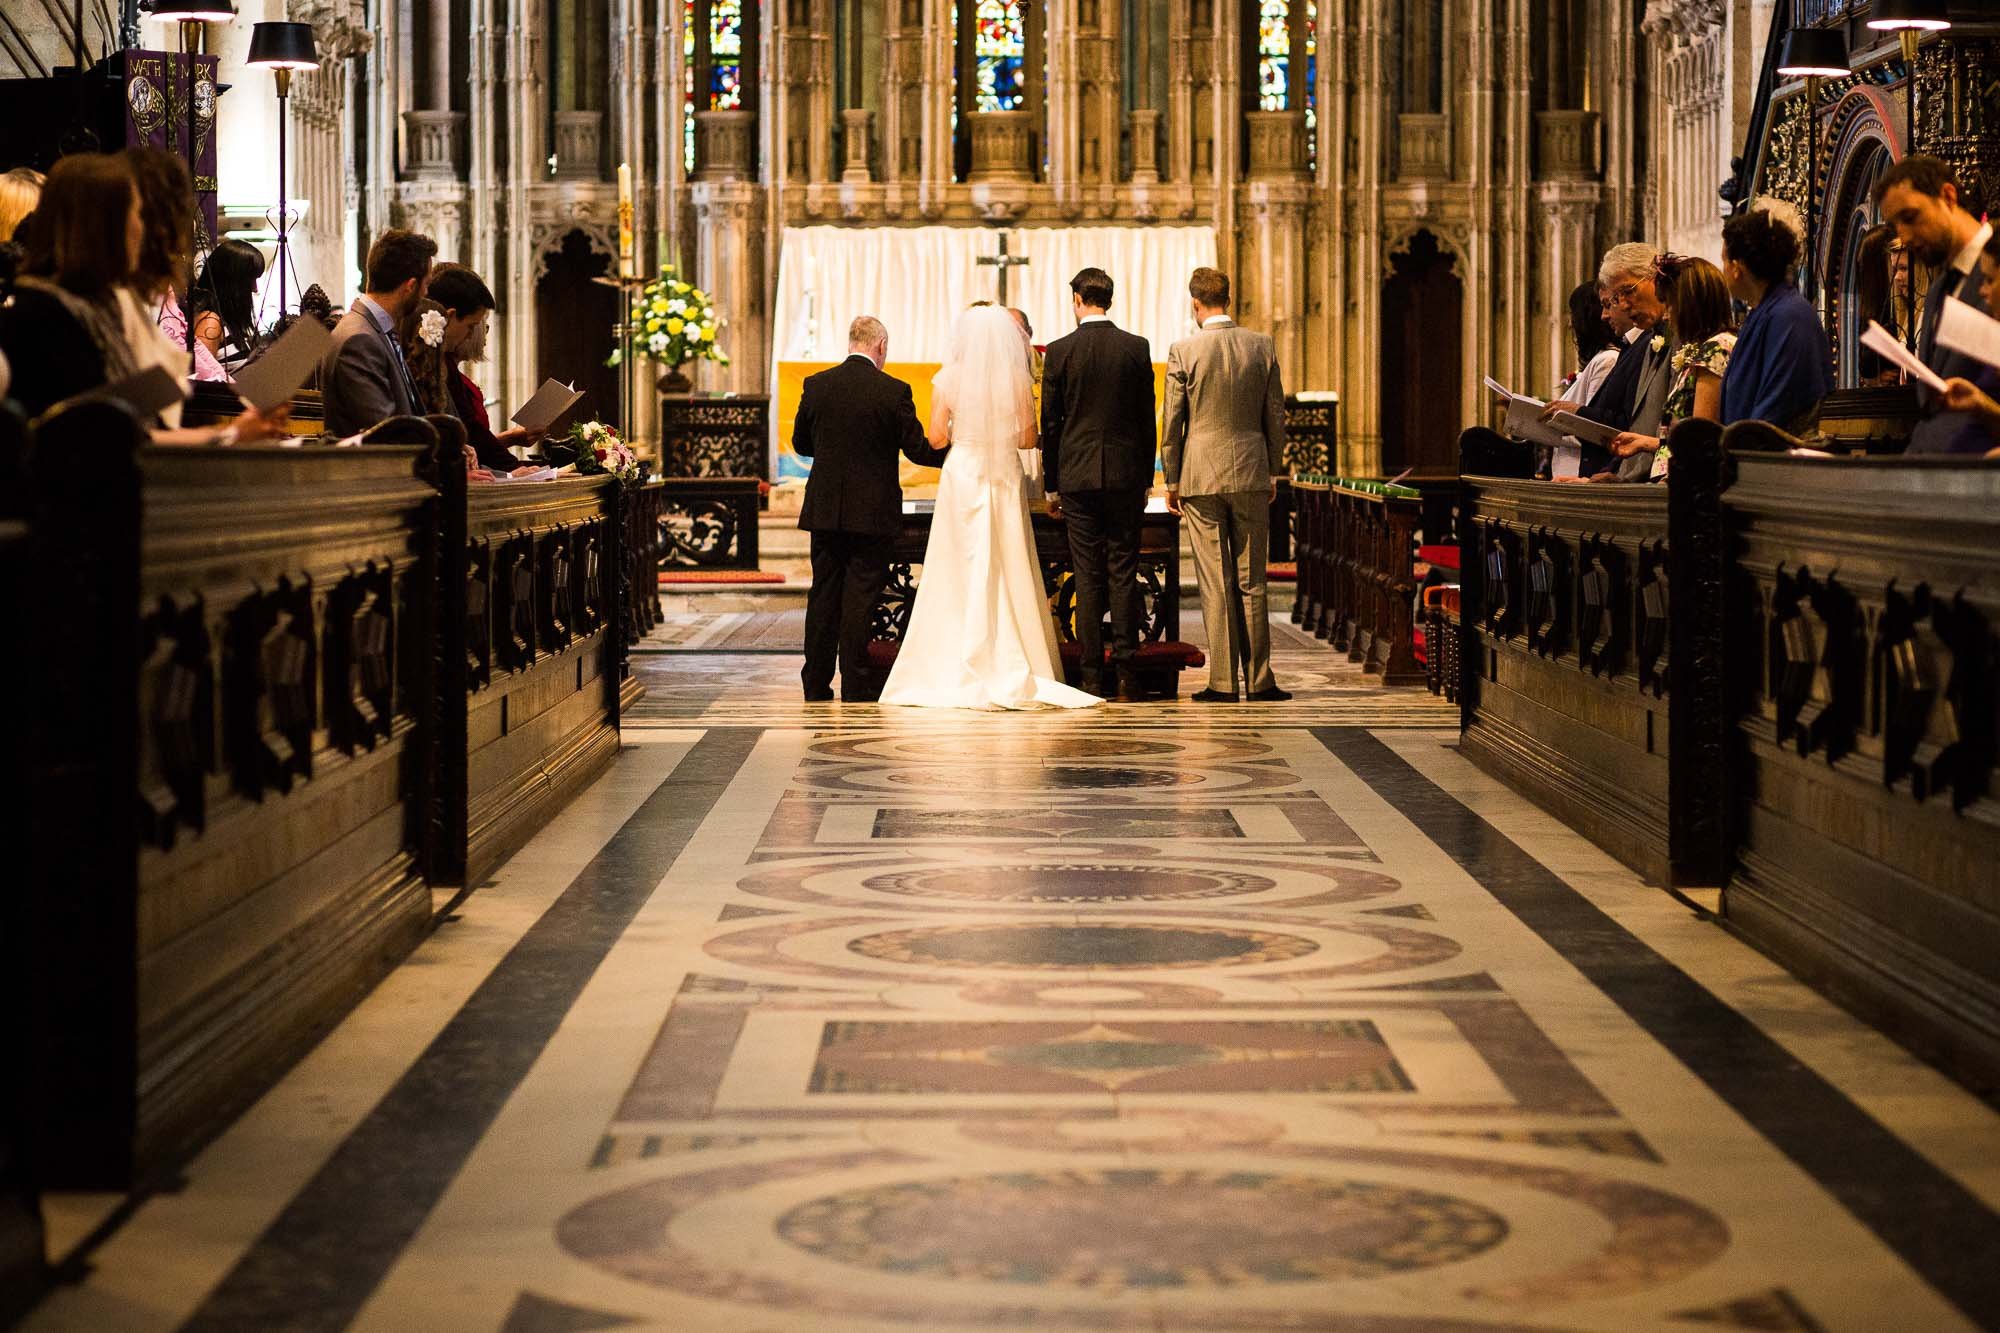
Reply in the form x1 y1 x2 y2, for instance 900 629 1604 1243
23 405 440 1187
1717 442 2000 1090
1289 476 1424 685
14 410 656 1191
1456 419 2000 1090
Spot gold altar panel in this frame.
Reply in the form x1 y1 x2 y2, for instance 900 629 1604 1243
777 360 1168 494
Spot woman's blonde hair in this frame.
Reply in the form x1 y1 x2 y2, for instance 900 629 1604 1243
0 167 46 242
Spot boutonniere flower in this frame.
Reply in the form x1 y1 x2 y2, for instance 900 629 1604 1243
419 309 446 348
1650 334 1667 354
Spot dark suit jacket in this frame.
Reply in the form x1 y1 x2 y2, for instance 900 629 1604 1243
321 299 419 437
1911 261 1996 454
795 354 951 538
1040 319 1157 494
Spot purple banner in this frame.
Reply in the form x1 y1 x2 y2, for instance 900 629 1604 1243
120 48 220 250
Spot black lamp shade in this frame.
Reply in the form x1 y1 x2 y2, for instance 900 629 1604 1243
1867 0 1952 31
143 0 236 22
248 21 320 69
1778 27 1851 77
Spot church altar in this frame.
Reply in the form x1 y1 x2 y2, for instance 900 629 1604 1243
769 223 1215 489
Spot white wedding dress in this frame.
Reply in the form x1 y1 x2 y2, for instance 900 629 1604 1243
881 309 1100 711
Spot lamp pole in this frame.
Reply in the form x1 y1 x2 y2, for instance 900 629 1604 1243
144 0 236 354
248 22 320 321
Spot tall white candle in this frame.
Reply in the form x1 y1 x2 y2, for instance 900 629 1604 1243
617 162 635 278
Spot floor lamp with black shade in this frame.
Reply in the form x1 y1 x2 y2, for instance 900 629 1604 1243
1776 26 1850 313
247 21 319 322
143 0 235 355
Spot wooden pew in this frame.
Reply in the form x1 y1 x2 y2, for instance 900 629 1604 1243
22 405 440 1187
1717 445 2000 1091
1288 476 1424 685
1456 472 1725 885
0 406 46 1316
621 478 665 709
423 415 627 891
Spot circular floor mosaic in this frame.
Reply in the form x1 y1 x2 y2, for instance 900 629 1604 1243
775 1168 1509 1290
847 923 1319 970
879 765 1198 791
862 864 1278 904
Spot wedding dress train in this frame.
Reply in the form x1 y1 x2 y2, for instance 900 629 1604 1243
880 310 1099 711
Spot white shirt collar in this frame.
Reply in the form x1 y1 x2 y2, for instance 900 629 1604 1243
1201 314 1234 328
1079 314 1112 325
1622 325 1644 345
1952 220 1994 276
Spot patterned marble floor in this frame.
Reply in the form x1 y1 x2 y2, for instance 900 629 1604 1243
27 636 2000 1333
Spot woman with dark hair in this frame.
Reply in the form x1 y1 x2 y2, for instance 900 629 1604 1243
403 262 543 474
0 153 284 443
122 147 227 392
0 153 147 417
1719 205 1831 428
1607 256 1736 479
190 238 267 374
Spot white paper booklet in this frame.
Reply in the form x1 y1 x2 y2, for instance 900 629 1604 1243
510 379 584 433
1546 409 1621 449
1860 320 1948 392
1935 296 2000 373
232 317 334 413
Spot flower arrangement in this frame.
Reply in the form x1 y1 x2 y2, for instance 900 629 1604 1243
418 308 447 347
625 264 729 372
560 420 642 483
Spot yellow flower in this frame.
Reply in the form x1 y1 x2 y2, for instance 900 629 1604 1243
691 289 706 303
650 299 667 314
699 324 714 342
646 318 661 332
673 281 689 294
666 317 685 335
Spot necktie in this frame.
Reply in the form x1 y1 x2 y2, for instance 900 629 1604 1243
1918 266 1966 370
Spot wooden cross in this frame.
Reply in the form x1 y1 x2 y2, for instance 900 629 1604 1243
976 230 1031 307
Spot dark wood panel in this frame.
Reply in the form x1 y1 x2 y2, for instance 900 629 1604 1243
1721 451 2000 1093
23 409 438 1187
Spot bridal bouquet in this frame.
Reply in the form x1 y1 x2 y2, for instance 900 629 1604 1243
621 264 730 373
553 420 642 483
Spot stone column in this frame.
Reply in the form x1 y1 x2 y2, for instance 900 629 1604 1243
691 184 765 394
1242 110 1309 382
403 0 464 179
1129 107 1162 186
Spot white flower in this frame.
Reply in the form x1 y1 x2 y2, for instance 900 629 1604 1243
419 309 447 347
1650 334 1667 354
667 299 686 314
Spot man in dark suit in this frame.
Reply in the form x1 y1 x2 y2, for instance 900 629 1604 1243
1875 155 1996 453
794 315 952 702
1041 267 1157 700
321 229 436 437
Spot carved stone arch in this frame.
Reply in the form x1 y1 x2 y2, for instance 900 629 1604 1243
531 220 618 285
1383 221 1468 280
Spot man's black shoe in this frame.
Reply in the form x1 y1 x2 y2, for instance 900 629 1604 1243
1191 688 1239 703
1112 673 1143 702
1078 675 1107 698
803 687 835 702
1247 686 1293 702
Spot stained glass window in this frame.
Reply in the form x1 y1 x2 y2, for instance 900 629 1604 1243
684 0 747 172
1258 0 1289 111
1305 0 1317 169
973 0 1026 112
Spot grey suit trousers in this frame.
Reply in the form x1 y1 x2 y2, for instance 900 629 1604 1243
1182 492 1275 694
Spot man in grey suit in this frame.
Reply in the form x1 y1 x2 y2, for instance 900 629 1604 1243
1161 266 1291 703
321 229 438 437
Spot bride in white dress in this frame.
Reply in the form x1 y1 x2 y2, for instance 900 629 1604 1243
880 307 1101 710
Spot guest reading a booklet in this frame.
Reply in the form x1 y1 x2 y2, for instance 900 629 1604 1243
403 264 550 475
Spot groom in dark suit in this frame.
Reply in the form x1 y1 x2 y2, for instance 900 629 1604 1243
1041 267 1158 700
794 315 952 701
